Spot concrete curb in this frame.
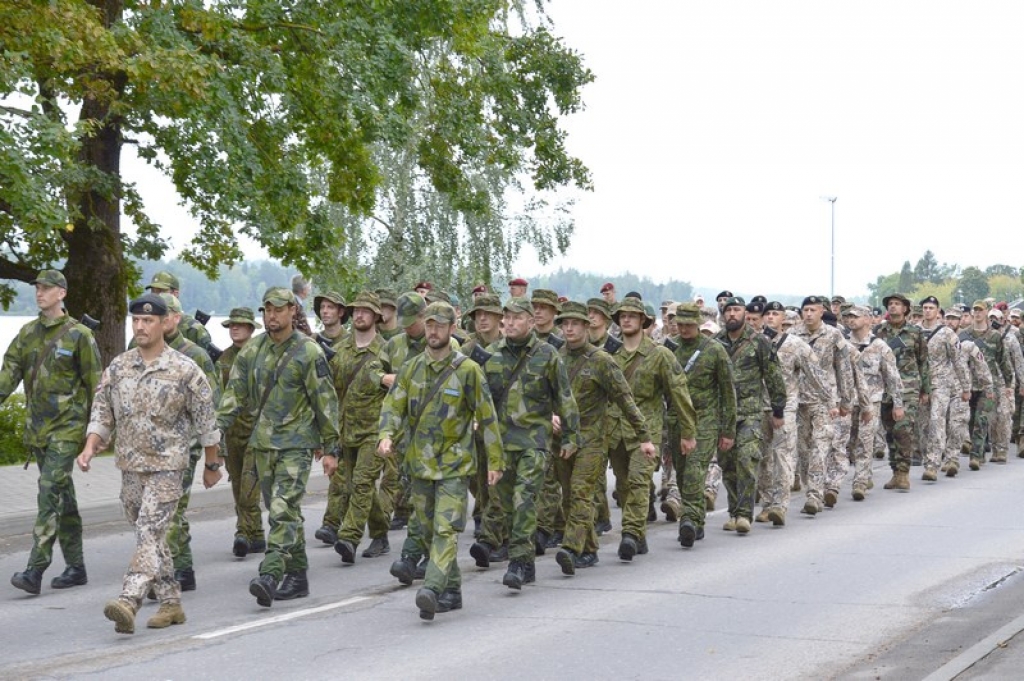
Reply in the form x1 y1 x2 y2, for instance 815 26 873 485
921 613 1024 681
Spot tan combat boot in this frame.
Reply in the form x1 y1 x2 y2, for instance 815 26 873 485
103 599 137 635
883 471 900 489
147 602 186 629
755 507 771 523
735 517 751 534
704 492 716 512
723 517 737 531
767 506 786 526
895 469 911 490
922 467 938 482
851 485 866 501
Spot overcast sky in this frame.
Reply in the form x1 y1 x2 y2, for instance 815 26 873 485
136 1 1024 301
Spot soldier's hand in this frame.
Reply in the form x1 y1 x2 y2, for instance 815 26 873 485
552 414 562 435
381 374 396 389
893 407 905 421
718 436 734 452
860 409 872 425
680 438 696 455
321 454 338 477
76 451 93 472
640 441 657 460
961 391 971 402
771 416 784 430
487 470 503 486
828 407 840 419
839 407 850 418
920 393 930 406
201 467 222 489
559 445 576 460
377 438 393 457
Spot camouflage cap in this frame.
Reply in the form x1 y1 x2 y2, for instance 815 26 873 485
504 296 535 315
260 286 296 310
1010 308 1022 319
944 308 962 319
31 269 67 289
423 301 456 325
700 321 720 335
784 310 800 323
611 297 652 328
555 300 591 324
674 302 701 324
221 306 262 328
158 292 183 314
375 288 398 309
467 294 503 317
831 295 846 305
666 303 678 318
531 289 562 312
911 305 924 315
586 297 613 320
145 271 181 291
971 299 989 311
313 291 347 320
660 300 674 310
882 293 911 309
721 296 746 309
842 305 872 317
349 290 383 317
425 290 452 304
396 292 426 328
128 293 167 316
990 308 1004 320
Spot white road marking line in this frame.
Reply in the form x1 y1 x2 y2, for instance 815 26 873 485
193 596 371 640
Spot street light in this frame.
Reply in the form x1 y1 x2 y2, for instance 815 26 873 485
820 196 837 300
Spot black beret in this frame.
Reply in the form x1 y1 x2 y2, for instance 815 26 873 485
746 302 765 314
750 295 768 304
920 296 940 307
716 290 734 300
128 293 168 316
764 301 785 312
801 295 828 308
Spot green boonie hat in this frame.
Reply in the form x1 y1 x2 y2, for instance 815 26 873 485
221 307 262 329
260 286 296 310
531 289 562 313
31 269 67 289
313 291 347 320
425 290 452 304
556 301 591 325
971 299 989 311
612 297 652 329
674 303 701 324
375 288 398 308
396 292 426 328
504 296 534 315
722 296 746 308
467 294 503 317
145 271 181 291
349 290 383 317
423 301 456 325
158 293 183 314
882 292 911 309
586 298 612 320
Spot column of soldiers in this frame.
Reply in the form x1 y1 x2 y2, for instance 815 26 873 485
8 268 1024 630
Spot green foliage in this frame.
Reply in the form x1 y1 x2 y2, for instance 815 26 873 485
0 393 27 466
868 252 1021 308
528 269 693 305
958 266 990 304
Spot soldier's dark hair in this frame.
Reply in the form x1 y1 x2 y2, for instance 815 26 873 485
625 291 642 300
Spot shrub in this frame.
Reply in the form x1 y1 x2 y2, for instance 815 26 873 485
0 394 29 466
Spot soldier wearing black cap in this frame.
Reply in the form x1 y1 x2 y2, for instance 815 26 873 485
745 300 765 333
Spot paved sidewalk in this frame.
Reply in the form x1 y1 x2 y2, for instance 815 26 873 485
0 456 330 539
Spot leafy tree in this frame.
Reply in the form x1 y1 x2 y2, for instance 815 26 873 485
897 261 914 293
985 264 1018 278
987 274 1021 304
958 266 990 304
867 272 900 307
0 1 592 361
914 250 941 285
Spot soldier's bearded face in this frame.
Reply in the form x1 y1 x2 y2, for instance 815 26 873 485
133 314 163 349
351 307 376 331
425 319 453 349
723 306 745 332
945 316 960 330
503 310 533 341
617 311 644 337
263 302 294 333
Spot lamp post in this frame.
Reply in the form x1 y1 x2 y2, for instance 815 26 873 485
820 196 837 300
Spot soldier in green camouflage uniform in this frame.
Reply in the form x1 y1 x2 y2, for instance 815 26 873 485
217 287 340 607
606 298 697 560
217 307 265 557
715 297 785 533
144 271 212 350
532 289 569 549
329 293 393 564
313 290 349 348
959 300 1013 469
553 301 653 575
470 297 579 590
7 270 102 595
874 293 931 488
585 297 616 535
379 302 504 620
669 303 736 547
157 294 222 592
375 289 402 342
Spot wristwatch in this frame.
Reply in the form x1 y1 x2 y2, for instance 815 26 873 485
204 461 222 472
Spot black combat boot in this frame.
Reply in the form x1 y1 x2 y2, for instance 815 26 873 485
534 530 549 556
469 541 493 568
502 559 527 590
618 534 638 562
232 536 249 558
249 574 277 607
334 539 357 564
361 536 390 558
523 561 536 584
390 556 418 586
51 565 87 589
314 525 338 545
275 570 309 600
174 567 196 592
436 588 463 613
249 537 267 553
416 587 439 621
11 567 44 595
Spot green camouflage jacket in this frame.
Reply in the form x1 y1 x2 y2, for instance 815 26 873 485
607 335 697 447
379 350 504 480
330 333 387 446
381 332 460 373
217 343 257 448
959 326 1013 388
482 332 580 452
560 343 651 450
167 330 221 402
0 313 102 447
674 335 737 439
180 312 213 349
216 331 340 451
715 325 786 419
874 321 932 396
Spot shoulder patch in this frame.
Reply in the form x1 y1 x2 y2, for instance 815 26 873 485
316 356 330 379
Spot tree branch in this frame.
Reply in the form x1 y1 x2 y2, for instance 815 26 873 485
0 255 41 284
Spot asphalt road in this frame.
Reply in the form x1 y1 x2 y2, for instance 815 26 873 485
2 456 1024 681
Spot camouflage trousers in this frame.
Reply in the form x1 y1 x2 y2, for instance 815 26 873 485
849 404 881 489
947 393 971 465
882 392 919 472
337 440 390 545
874 420 889 458
755 416 774 504
661 417 681 496
167 446 201 571
468 434 490 524
27 441 84 570
991 386 1014 457
924 385 957 470
608 438 657 540
378 452 400 519
719 417 764 521
672 434 717 528
760 409 797 511
967 390 995 462
825 413 853 493
704 459 721 501
254 448 312 580
119 469 184 607
555 447 605 555
536 450 566 536
796 403 830 502
226 432 263 542
594 464 610 525
480 449 546 562
915 392 930 462
1015 390 1024 443
321 459 352 532
403 476 468 594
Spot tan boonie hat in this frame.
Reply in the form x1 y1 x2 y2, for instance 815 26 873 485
396 292 426 328
586 297 612 320
158 293 183 314
555 301 590 324
422 301 456 325
674 303 701 325
531 289 562 312
467 294 503 317
31 269 67 289
504 296 534 315
314 291 347 321
972 299 989 311
348 291 382 318
145 271 181 291
221 306 262 329
260 286 296 310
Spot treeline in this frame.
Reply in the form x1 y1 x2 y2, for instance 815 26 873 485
867 250 1024 307
525 269 693 306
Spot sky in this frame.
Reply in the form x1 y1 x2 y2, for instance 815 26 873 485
133 1 1024 301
